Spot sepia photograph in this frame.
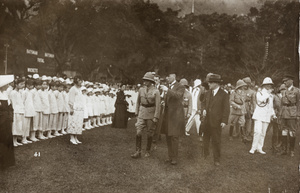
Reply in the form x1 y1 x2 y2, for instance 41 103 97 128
0 0 299 192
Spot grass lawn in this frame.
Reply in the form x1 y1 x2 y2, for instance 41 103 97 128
0 118 299 193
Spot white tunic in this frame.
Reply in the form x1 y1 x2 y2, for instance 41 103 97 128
39 90 50 114
56 91 64 113
33 89 43 112
23 89 36 117
252 88 275 123
49 90 58 114
10 90 25 114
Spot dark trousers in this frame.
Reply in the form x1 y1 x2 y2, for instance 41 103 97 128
271 120 280 146
166 136 179 161
203 125 221 162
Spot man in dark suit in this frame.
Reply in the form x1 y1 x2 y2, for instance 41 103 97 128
202 73 230 166
160 73 185 165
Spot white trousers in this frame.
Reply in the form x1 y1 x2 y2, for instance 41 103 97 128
251 120 269 151
186 110 201 134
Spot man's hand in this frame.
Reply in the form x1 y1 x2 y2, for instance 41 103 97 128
70 111 74 116
160 85 168 92
203 110 206 117
187 113 191 118
220 123 226 128
153 118 158 123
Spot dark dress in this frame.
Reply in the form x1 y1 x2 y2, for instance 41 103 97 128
0 100 15 170
112 90 129 128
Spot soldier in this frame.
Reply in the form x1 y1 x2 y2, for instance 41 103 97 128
279 75 300 157
228 79 248 142
243 77 256 140
131 72 161 158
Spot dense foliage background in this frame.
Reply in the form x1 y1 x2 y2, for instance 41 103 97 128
0 0 299 85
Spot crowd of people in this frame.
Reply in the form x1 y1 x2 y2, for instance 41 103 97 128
0 71 298 170
130 72 298 166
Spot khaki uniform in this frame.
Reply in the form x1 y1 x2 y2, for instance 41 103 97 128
244 88 256 137
280 86 300 137
228 90 246 127
135 85 161 136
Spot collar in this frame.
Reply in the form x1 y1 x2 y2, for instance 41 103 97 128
169 80 176 87
288 85 293 91
213 86 220 94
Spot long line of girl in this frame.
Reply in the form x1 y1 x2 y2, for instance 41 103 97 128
9 75 117 146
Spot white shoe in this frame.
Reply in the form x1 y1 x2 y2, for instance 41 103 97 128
99 123 104 126
185 131 190 136
26 139 33 143
257 150 266 154
82 128 86 131
21 140 29 144
62 130 67 135
75 138 82 144
29 137 39 142
249 149 255 154
70 139 78 145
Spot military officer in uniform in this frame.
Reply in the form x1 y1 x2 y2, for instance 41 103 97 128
131 72 161 158
280 75 300 157
243 77 256 140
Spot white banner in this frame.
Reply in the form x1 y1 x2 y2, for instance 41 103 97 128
26 49 38 55
27 68 38 73
37 58 44 63
45 52 54 58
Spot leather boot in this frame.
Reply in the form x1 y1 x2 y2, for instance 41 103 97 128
279 136 288 155
290 137 295 157
145 136 153 157
229 125 233 141
131 135 142 159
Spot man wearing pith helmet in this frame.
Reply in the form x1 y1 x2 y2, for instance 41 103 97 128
131 72 161 159
250 77 275 155
279 74 300 157
242 77 256 140
228 79 249 142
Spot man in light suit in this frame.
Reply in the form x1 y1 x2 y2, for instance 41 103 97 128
131 72 161 158
202 73 230 166
160 73 185 165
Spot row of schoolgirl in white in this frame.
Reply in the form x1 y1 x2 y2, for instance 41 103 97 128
9 79 71 147
81 86 116 130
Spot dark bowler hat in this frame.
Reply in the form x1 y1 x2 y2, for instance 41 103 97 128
207 73 222 83
282 74 295 82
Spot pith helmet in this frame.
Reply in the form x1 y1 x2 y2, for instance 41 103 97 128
262 77 274 86
142 72 155 83
179 78 188 87
235 79 247 90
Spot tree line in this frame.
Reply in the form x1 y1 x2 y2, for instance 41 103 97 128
0 0 299 85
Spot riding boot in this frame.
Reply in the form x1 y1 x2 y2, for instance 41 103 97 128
290 137 295 157
131 135 142 159
229 125 233 140
279 136 288 155
145 136 153 157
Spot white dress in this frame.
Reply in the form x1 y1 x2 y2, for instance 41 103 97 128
67 86 84 134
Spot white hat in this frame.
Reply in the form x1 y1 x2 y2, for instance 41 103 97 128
194 79 202 88
81 86 87 91
87 88 93 93
93 88 100 93
41 75 47 81
262 77 274 86
0 75 14 88
33 74 39 79
47 76 52 81
58 78 64 82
